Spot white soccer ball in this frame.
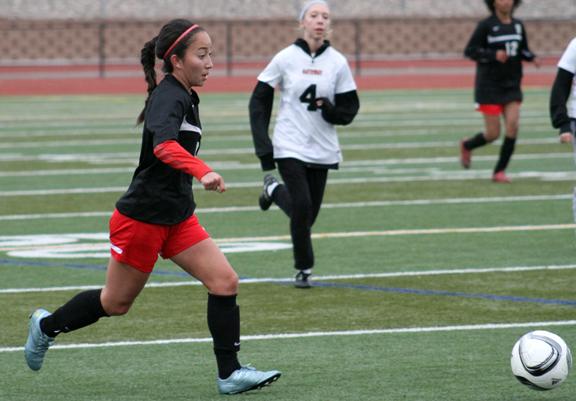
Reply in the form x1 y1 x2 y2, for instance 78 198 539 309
510 330 572 390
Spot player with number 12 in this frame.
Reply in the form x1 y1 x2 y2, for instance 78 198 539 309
459 0 539 183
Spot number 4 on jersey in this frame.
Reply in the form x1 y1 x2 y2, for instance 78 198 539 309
299 84 318 111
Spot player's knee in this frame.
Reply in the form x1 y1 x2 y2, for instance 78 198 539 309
102 300 133 316
207 269 239 295
507 124 519 137
484 132 500 143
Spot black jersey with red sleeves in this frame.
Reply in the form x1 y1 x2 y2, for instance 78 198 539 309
116 74 203 225
464 15 536 104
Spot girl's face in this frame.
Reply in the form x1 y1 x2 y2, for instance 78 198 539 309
300 3 330 42
172 31 213 88
494 0 514 15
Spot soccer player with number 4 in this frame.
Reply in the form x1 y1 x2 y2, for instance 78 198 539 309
550 36 576 145
249 0 359 288
550 36 576 222
459 0 539 183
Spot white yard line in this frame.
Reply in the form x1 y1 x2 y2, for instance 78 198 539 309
0 224 573 253
0 167 135 177
2 320 575 353
212 223 576 243
0 194 571 221
2 171 575 197
2 263 576 295
0 136 562 150
0 152 570 178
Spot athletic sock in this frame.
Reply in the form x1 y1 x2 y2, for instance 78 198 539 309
464 132 488 150
207 293 242 379
40 289 109 337
266 182 279 197
494 136 516 173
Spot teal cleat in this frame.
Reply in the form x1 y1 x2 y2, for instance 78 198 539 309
24 308 55 371
217 366 281 395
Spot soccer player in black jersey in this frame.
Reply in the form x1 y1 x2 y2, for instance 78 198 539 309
460 0 539 183
24 19 280 395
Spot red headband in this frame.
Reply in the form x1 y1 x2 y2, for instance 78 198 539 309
162 24 199 60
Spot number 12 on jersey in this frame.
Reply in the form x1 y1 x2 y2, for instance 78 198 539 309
505 41 518 57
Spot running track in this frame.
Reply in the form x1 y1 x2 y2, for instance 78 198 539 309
0 57 559 95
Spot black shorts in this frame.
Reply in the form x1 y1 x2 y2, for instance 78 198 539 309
475 85 523 105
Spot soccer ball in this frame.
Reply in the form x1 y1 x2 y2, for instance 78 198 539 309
510 330 572 390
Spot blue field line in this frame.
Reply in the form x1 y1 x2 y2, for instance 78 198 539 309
3 257 575 306
0 258 189 277
312 281 576 307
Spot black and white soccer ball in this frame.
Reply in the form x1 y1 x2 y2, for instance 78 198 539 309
511 330 572 390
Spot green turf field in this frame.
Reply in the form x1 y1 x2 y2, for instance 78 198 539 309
1 88 575 400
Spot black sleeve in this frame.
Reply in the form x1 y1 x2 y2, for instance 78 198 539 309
317 90 360 126
519 21 536 61
147 89 188 147
464 21 495 63
248 81 275 171
550 67 575 134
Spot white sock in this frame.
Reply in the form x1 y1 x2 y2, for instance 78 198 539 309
266 182 279 197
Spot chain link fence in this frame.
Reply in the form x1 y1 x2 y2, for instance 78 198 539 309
1 0 575 76
2 0 575 20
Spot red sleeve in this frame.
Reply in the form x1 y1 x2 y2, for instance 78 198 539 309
153 140 212 180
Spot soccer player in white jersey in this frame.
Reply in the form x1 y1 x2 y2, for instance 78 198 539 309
551 37 576 143
249 0 359 288
550 36 576 221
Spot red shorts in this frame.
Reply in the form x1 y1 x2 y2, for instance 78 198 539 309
476 103 504 115
109 209 210 273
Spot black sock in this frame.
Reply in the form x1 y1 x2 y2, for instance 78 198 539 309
40 289 109 337
494 136 516 173
207 293 241 379
464 132 488 150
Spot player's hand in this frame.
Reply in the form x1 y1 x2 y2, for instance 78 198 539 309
559 132 573 143
532 57 541 68
495 50 508 63
200 172 226 193
315 97 333 111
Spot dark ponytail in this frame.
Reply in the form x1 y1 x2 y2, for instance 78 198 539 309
136 19 203 125
136 36 158 125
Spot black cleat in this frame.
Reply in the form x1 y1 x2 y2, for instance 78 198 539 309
258 174 279 211
294 271 312 289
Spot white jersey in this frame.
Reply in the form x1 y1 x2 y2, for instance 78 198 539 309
258 42 357 165
558 37 576 119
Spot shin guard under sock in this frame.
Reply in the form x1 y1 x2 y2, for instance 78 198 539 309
207 293 241 379
40 289 109 337
464 132 488 151
494 136 516 173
